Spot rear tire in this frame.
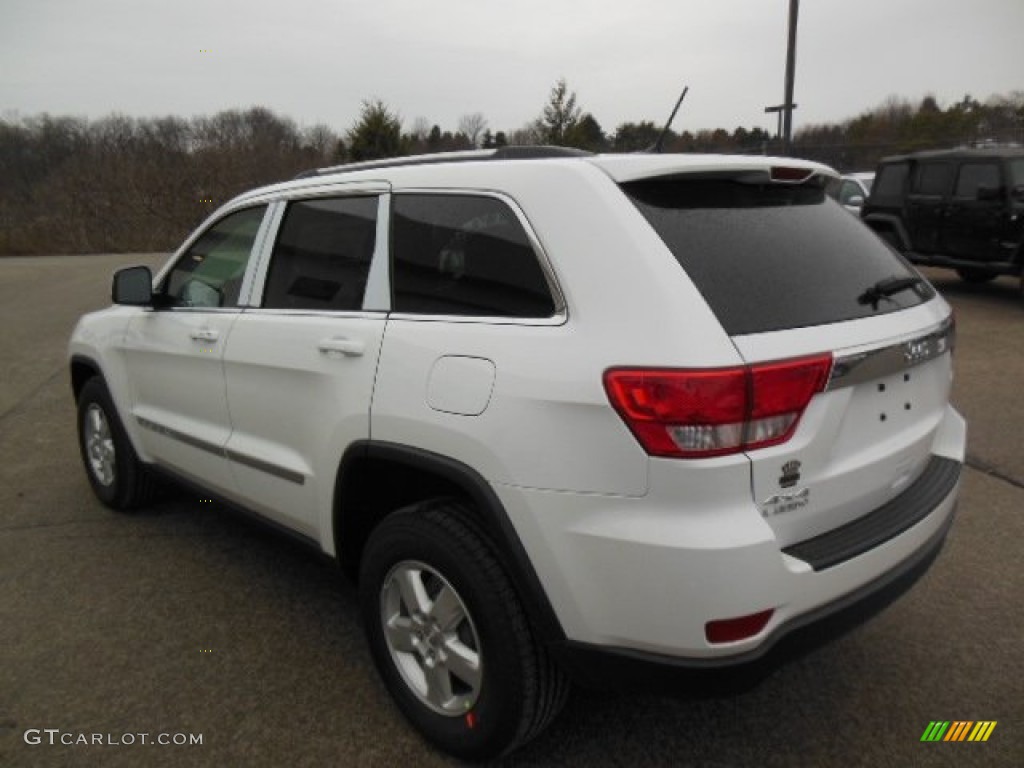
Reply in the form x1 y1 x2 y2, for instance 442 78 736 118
359 500 568 760
77 377 155 510
955 268 997 283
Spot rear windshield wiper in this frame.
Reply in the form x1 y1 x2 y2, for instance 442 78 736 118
857 275 923 310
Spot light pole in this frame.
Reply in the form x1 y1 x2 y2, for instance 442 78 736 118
782 0 799 154
763 0 800 156
764 104 793 142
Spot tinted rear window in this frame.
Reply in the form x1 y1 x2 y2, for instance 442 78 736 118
954 163 1001 198
391 194 556 318
622 178 934 336
263 196 378 311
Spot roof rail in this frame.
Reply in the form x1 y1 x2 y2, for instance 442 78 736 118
292 145 592 180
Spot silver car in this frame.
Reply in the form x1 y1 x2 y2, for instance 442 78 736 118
831 172 875 213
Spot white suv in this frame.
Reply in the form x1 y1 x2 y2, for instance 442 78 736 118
69 148 966 759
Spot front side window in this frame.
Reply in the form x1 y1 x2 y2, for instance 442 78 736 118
262 196 378 311
954 163 1001 198
163 206 268 308
391 194 556 318
872 163 909 201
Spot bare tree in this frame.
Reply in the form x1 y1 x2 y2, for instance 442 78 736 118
301 123 339 163
409 116 431 142
457 113 488 148
509 122 543 146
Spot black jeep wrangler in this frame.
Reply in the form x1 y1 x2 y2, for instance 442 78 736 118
861 148 1024 286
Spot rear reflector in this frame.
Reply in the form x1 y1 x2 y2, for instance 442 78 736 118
603 354 832 458
705 610 774 644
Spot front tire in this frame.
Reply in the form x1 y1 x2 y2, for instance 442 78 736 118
76 377 154 510
359 501 568 760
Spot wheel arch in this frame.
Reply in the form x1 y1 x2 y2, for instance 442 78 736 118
70 354 103 400
863 213 911 252
333 440 566 644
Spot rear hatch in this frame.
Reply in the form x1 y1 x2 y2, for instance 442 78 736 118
616 164 957 556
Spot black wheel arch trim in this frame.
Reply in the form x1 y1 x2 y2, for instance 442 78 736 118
862 212 911 251
70 354 104 399
335 440 567 645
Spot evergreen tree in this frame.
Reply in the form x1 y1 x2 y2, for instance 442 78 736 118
347 100 402 162
537 78 582 145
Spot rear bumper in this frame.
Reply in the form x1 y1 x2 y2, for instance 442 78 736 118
781 455 960 570
498 450 961 658
496 394 965 679
552 502 954 692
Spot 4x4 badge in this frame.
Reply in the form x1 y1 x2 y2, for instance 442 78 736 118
761 487 810 517
780 460 802 488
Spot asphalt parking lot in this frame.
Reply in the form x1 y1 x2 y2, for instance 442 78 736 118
1 254 1021 767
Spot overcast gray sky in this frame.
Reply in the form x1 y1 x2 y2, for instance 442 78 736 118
2 0 1022 137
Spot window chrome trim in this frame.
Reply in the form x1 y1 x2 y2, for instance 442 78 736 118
389 188 569 324
243 184 390 310
136 415 305 485
237 308 386 320
826 317 954 391
242 200 285 307
384 312 567 327
363 193 392 311
147 306 245 316
233 179 391 207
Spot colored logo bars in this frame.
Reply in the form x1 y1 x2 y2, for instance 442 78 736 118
920 721 997 742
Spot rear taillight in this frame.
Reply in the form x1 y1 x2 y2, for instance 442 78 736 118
603 354 832 458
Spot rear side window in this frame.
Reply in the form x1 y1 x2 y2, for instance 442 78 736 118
912 163 952 196
1011 159 1024 187
263 196 377 311
622 178 934 336
953 163 1001 199
391 194 556 318
872 163 909 202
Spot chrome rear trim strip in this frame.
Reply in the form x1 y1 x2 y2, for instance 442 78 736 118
826 317 954 391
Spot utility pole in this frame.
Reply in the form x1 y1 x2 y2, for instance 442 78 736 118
765 104 786 142
782 0 799 154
